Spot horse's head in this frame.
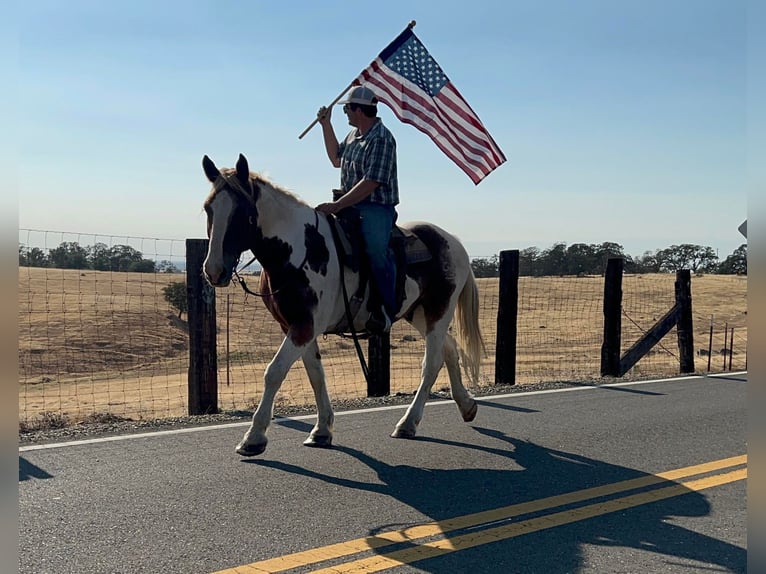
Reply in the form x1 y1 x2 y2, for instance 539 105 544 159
201 154 259 287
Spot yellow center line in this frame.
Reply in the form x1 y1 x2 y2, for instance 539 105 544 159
211 455 746 574
309 468 746 573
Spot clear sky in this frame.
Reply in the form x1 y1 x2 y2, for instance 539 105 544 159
14 0 748 259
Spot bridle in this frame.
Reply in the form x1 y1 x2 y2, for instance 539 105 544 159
210 172 270 297
210 172 317 299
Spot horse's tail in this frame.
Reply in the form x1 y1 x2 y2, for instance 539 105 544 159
453 269 485 385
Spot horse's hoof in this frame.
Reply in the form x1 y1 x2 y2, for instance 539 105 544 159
391 427 417 439
303 435 333 448
236 442 267 457
462 400 478 422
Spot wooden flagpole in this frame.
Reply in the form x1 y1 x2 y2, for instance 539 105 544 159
298 20 416 140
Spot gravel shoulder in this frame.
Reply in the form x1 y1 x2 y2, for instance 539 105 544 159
19 380 596 446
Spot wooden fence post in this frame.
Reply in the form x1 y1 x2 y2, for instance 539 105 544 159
495 250 519 385
367 334 390 397
186 239 218 414
600 257 623 377
675 269 695 373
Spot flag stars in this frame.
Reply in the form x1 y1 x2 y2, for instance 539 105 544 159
383 36 449 95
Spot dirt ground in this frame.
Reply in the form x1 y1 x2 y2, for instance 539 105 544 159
18 268 747 424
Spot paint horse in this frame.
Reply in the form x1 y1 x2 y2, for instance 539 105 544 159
202 154 484 456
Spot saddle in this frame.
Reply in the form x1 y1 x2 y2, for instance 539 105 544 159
326 205 431 335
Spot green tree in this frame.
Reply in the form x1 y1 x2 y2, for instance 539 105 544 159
565 243 597 275
470 255 499 278
88 243 112 271
107 245 144 272
594 242 625 274
48 242 89 269
156 260 179 273
162 281 188 318
658 244 718 272
128 259 156 273
519 247 542 276
716 244 747 275
17 244 44 267
540 243 567 275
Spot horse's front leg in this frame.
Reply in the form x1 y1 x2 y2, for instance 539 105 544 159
392 324 448 439
301 339 334 448
236 337 304 457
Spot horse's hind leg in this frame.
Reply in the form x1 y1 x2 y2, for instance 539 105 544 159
444 332 477 422
392 322 448 439
236 338 304 457
301 340 334 448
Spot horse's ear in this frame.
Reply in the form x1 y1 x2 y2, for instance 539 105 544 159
235 154 250 186
202 155 220 183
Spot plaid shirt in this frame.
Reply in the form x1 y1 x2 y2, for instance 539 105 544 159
338 118 399 206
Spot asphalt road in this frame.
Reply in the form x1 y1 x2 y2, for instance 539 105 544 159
19 373 747 574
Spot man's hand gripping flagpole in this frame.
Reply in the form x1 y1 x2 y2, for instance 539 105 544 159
297 21 417 140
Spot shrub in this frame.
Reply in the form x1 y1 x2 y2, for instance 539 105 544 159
162 281 188 318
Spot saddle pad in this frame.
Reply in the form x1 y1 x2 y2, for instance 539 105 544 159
392 226 431 264
331 216 432 265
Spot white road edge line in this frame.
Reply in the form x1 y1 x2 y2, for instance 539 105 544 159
19 372 746 452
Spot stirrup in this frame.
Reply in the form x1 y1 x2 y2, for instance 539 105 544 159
365 307 391 334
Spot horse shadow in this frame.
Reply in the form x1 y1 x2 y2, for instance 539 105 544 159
19 456 54 482
252 421 745 573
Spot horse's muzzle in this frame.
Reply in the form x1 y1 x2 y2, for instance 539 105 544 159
203 268 232 287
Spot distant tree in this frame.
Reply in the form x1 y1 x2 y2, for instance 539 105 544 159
107 245 145 272
128 259 156 273
156 260 179 273
519 247 542 276
658 244 718 273
48 242 89 269
540 243 567 275
88 243 112 271
17 244 42 267
565 243 597 275
716 244 747 275
27 247 48 267
162 281 188 318
470 255 499 278
631 251 661 273
594 242 625 274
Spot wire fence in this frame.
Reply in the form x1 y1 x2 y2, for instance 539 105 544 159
18 231 748 426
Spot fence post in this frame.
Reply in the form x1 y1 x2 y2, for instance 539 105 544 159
186 239 219 414
600 257 623 377
367 334 390 397
675 269 694 373
495 249 519 385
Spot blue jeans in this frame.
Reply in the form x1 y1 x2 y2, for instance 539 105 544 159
354 202 397 316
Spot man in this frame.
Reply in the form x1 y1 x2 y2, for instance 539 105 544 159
316 85 398 333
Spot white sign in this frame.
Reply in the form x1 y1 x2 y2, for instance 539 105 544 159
738 220 747 238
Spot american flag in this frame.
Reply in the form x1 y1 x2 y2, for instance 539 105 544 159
354 27 506 185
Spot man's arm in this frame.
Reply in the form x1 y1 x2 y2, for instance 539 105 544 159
317 106 340 168
316 180 378 215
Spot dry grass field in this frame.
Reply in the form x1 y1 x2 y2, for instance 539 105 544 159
18 267 747 425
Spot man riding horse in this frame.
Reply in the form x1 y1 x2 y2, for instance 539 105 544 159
315 85 397 333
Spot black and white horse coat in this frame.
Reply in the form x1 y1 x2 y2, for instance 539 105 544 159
202 154 483 456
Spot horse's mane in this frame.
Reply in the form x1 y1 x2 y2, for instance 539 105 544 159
205 168 310 210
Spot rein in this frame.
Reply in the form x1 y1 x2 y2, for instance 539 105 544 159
233 256 265 298
212 170 371 387
326 215 371 387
